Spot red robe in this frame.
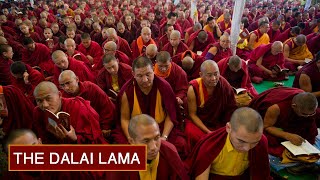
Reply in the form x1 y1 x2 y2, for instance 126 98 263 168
185 127 272 180
62 81 115 131
1 85 35 134
218 20 231 32
96 62 132 99
267 28 281 42
279 22 291 32
69 50 92 68
185 77 237 145
102 37 132 59
161 41 189 57
306 34 320 55
0 56 13 85
248 43 286 80
172 50 205 81
202 42 232 63
32 97 107 144
158 34 170 50
77 40 104 65
249 87 318 157
218 57 258 97
94 50 131 71
21 43 54 76
10 64 44 103
53 57 95 85
186 30 215 53
273 28 292 42
107 140 189 180
177 19 192 38
131 36 157 59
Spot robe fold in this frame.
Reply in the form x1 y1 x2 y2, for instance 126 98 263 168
33 97 107 144
62 81 115 130
202 43 232 62
218 57 258 97
273 28 292 43
185 127 271 180
53 57 95 85
267 28 281 42
306 34 320 55
161 41 189 57
77 41 104 65
186 30 215 53
0 56 13 86
70 50 92 68
131 36 157 59
249 87 318 157
249 29 270 49
158 34 169 50
218 20 231 32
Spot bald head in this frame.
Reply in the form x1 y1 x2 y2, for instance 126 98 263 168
58 70 77 83
146 44 158 58
128 114 159 139
228 55 242 71
293 92 318 112
182 56 195 70
197 30 208 43
104 41 117 52
271 41 283 49
170 30 181 39
295 34 307 45
200 60 218 73
230 107 263 133
141 27 151 34
52 50 67 61
34 81 59 97
193 23 202 31
64 38 76 46
5 129 40 153
106 28 117 36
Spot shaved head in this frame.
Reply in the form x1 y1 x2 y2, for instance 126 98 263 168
34 81 59 97
104 41 117 54
128 114 159 139
197 30 208 43
58 70 77 83
295 34 306 45
146 44 158 59
34 81 62 113
193 22 202 31
182 56 194 70
170 30 180 39
271 41 283 49
51 50 66 61
293 92 318 112
200 60 218 73
106 28 117 36
228 55 242 72
141 27 151 34
230 107 263 133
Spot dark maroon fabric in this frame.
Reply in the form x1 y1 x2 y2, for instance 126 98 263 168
162 41 189 57
0 56 13 86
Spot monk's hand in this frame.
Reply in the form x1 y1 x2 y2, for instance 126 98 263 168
287 133 305 146
102 129 111 138
176 97 183 105
55 124 77 142
86 55 94 64
23 71 30 84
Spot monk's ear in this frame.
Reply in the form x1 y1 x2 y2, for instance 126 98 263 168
199 71 202 77
75 76 79 83
226 122 231 134
58 91 62 99
291 103 297 109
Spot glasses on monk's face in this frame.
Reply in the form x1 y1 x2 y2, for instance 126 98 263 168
293 104 317 117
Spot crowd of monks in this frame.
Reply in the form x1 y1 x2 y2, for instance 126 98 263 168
0 0 320 179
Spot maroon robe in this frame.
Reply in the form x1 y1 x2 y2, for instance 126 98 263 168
10 64 44 103
161 41 189 57
249 87 318 157
69 50 92 68
53 57 95 85
202 42 232 63
118 29 135 45
102 37 132 59
32 97 107 144
185 77 237 146
19 32 42 43
1 85 35 134
107 140 189 180
177 19 192 38
21 43 54 76
218 20 231 32
218 57 258 97
248 43 286 80
279 22 291 32
78 40 104 65
267 28 281 42
158 34 170 50
96 62 132 99
306 34 320 55
131 37 157 59
273 28 292 42
0 56 13 85
186 30 215 53
185 127 272 180
62 81 115 131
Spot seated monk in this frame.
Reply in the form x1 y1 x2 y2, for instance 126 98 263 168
32 81 107 144
172 50 205 81
203 17 222 40
0 44 13 85
202 34 232 63
58 70 115 141
96 54 132 101
19 22 41 43
108 114 189 179
218 12 232 32
283 34 313 72
185 60 237 147
306 33 320 56
158 24 174 50
273 26 301 43
249 87 318 158
247 21 270 50
154 51 188 109
10 61 45 103
64 38 92 68
185 107 272 180
186 30 215 54
21 37 54 76
184 22 202 44
218 55 258 98
293 52 320 104
42 28 58 52
100 41 131 68
162 30 189 57
113 56 188 159
131 27 157 59
248 41 287 83
77 33 104 65
140 44 158 64
51 50 95 85
267 20 281 42
103 28 132 59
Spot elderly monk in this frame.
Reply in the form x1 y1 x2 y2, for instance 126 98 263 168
103 28 132 59
293 52 320 103
283 34 313 72
96 54 132 101
186 60 237 147
108 114 189 179
21 37 54 76
187 30 215 54
186 107 271 180
58 70 115 140
172 50 205 81
202 34 232 63
154 51 188 108
10 61 44 103
162 30 189 57
64 38 91 68
51 50 95 85
249 87 318 157
218 55 258 97
247 21 270 50
248 41 287 83
32 81 107 144
77 33 104 65
0 44 13 85
131 27 157 59
114 56 188 158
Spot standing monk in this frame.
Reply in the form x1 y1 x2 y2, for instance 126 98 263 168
131 27 157 59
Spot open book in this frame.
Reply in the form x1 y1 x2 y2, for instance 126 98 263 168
239 28 250 39
271 64 289 74
72 53 82 60
233 87 247 95
281 140 320 156
0 93 8 117
45 109 70 131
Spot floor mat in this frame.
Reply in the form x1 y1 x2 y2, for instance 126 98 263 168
253 75 295 94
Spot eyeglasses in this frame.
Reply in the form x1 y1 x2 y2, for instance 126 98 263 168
300 110 317 117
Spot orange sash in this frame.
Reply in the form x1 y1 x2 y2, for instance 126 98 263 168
285 39 313 60
0 86 8 117
154 64 172 78
196 78 206 108
136 36 156 55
